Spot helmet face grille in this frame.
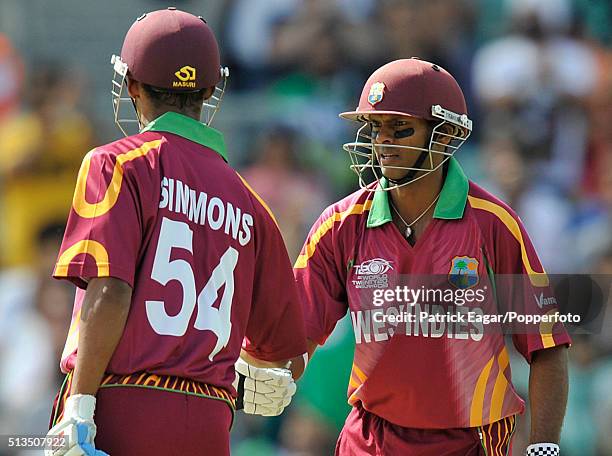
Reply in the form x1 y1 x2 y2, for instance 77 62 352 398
341 59 473 191
111 56 139 137
343 120 471 191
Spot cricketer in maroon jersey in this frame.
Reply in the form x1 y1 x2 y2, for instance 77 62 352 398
295 59 570 456
45 9 306 456
55 112 307 389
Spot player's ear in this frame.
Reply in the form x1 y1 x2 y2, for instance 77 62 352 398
126 76 142 100
202 86 215 101
434 124 458 145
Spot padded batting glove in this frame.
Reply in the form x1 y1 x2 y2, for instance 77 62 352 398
233 357 297 416
45 394 108 456
525 442 560 456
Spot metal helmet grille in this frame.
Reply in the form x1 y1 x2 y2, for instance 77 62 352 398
111 55 137 137
202 67 229 126
111 55 229 137
342 106 472 191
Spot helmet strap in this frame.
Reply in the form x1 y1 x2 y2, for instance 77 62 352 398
387 149 430 186
130 97 145 132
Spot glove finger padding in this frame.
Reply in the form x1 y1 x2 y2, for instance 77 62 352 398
235 360 293 386
243 401 285 417
242 377 297 396
235 358 297 416
243 384 296 405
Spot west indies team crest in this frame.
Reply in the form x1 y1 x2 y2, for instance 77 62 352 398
368 82 385 106
448 256 479 289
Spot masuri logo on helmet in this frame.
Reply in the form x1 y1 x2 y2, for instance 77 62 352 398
174 66 197 87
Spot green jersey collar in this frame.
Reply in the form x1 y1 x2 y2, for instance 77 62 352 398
366 157 469 228
142 112 228 162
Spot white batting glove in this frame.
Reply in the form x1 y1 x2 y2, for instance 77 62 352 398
45 394 108 456
233 357 297 416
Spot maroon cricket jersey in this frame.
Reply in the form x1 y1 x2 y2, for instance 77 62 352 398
54 112 307 393
294 158 570 429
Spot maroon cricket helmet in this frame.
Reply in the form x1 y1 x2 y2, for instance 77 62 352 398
120 7 221 91
340 58 468 123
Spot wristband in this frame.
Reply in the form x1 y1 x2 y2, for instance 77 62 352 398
526 443 560 456
64 394 96 421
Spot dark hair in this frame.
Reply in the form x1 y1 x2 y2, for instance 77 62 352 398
142 84 207 117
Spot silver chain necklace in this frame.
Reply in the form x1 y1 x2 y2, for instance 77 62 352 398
389 193 440 239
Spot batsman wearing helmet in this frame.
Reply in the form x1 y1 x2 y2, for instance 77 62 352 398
44 8 307 456
293 59 571 455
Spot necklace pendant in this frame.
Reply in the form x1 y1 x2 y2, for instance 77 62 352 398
405 226 412 239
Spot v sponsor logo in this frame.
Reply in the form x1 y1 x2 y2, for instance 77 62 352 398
534 292 557 309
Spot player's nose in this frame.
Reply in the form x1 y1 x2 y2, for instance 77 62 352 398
373 126 394 144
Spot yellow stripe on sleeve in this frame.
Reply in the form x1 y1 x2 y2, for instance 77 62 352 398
56 240 110 361
295 199 373 269
470 355 494 427
348 385 363 406
352 362 367 383
467 196 548 287
54 240 110 277
73 140 162 218
539 309 559 348
489 347 510 423
349 376 360 389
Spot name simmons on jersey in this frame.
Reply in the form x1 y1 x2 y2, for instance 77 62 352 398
160 176 253 246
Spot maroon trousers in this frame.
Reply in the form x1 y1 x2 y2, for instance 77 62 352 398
336 404 516 456
51 375 233 456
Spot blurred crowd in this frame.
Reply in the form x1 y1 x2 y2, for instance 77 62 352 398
0 0 611 454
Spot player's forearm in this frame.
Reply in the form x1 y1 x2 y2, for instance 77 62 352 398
528 345 568 444
71 278 132 396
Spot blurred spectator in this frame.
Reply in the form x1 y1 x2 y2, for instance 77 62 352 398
240 126 329 260
222 0 301 89
479 133 573 272
0 61 94 268
0 223 72 437
0 33 23 122
223 0 375 89
472 0 597 193
377 0 475 93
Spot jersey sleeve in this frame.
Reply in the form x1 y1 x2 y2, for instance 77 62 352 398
53 149 143 289
242 207 308 362
491 209 571 363
293 206 349 346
